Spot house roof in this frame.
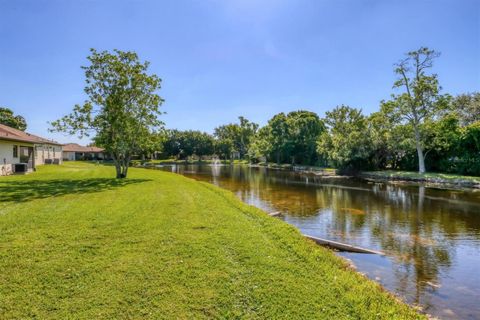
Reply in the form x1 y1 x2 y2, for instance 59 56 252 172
0 124 62 145
63 143 104 153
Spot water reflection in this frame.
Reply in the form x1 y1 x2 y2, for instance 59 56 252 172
156 164 480 319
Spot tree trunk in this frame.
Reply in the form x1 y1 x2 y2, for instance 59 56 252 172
414 126 426 174
112 154 129 179
122 155 130 178
115 165 124 179
112 153 123 179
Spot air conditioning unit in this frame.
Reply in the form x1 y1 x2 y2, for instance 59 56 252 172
14 163 28 173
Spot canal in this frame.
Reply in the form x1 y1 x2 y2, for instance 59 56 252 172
156 164 480 320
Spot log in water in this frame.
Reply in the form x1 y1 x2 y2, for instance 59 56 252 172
304 234 385 255
268 212 382 254
268 211 282 216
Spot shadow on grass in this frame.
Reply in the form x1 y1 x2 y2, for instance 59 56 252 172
0 178 151 202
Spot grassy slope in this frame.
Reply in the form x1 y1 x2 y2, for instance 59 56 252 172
0 163 423 319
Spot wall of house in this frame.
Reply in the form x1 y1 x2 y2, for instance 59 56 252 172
63 151 76 161
0 140 18 176
34 144 63 165
0 140 34 176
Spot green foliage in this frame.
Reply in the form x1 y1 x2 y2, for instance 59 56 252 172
138 132 164 160
0 162 424 319
286 111 325 164
214 138 234 160
0 107 27 131
267 112 291 163
249 111 325 165
423 113 461 156
452 92 480 126
317 105 371 171
454 121 480 175
367 106 411 170
365 101 480 176
214 116 258 159
240 48 478 176
161 129 182 158
386 47 445 173
247 126 272 162
161 129 214 160
50 49 163 178
47 48 475 177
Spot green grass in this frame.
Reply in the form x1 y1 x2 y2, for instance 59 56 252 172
362 170 480 184
232 159 249 165
0 162 423 319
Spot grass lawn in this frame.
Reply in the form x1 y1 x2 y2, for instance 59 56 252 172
362 170 480 185
0 162 423 319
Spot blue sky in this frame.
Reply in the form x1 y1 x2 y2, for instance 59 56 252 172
1 0 479 144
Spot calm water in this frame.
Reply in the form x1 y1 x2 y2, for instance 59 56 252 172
156 164 480 319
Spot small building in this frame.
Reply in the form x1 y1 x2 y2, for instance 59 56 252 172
0 124 63 176
63 143 105 161
32 135 63 166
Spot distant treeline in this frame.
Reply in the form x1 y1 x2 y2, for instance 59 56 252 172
158 91 479 175
158 48 479 175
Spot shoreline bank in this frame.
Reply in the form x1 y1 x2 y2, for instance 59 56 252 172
134 159 479 190
360 171 480 190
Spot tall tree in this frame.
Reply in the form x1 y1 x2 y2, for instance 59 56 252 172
237 116 259 157
161 130 214 160
214 138 234 160
249 111 324 165
268 113 291 164
286 110 325 165
459 121 480 175
214 116 258 159
180 130 214 159
422 113 462 164
192 131 215 158
162 129 182 159
452 92 480 126
369 101 416 170
389 47 444 173
51 49 163 178
317 105 370 170
247 126 272 162
139 131 164 160
0 107 27 131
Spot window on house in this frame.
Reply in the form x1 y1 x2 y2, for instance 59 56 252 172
13 145 18 158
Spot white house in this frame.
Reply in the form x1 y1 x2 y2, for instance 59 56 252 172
0 124 62 176
32 135 63 165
